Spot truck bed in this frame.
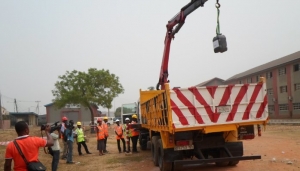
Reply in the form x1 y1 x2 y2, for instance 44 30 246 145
139 80 268 132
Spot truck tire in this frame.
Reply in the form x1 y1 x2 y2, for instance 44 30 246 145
228 160 239 166
151 136 159 166
157 139 173 171
215 149 229 167
139 131 148 151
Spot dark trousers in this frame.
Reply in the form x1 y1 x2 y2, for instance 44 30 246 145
104 137 108 152
52 150 60 171
97 139 105 152
131 135 139 152
67 140 73 163
117 138 126 152
61 141 68 159
77 141 90 155
126 137 131 152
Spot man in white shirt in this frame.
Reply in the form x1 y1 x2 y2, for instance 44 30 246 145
50 129 61 171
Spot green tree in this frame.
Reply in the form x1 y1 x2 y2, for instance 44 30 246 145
114 107 121 118
52 68 124 123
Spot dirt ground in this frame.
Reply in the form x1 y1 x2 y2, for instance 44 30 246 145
0 125 300 171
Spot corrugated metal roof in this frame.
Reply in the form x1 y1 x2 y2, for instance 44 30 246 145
44 103 54 107
226 51 300 81
10 112 38 116
195 77 224 86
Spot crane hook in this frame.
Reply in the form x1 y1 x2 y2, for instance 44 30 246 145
215 0 220 8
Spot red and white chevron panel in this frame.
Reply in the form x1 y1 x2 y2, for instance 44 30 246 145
170 83 268 128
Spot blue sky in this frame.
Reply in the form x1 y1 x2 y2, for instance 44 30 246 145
1 0 299 115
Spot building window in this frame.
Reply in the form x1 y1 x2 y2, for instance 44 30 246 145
267 88 273 95
268 105 274 115
278 67 286 76
280 86 287 93
279 104 288 111
295 83 300 91
293 103 300 110
268 105 274 111
294 64 299 72
256 76 259 82
266 72 272 79
247 78 252 83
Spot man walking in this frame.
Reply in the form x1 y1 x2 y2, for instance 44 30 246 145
75 122 91 155
114 119 126 153
4 121 54 171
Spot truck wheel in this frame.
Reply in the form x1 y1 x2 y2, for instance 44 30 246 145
228 160 239 166
215 150 229 167
151 136 159 166
157 139 173 171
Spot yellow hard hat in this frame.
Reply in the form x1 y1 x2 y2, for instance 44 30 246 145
132 114 137 119
103 116 108 120
77 122 82 125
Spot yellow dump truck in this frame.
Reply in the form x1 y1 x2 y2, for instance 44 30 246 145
137 79 269 171
134 1 269 170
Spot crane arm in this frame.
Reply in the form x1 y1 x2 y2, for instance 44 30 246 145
157 0 208 90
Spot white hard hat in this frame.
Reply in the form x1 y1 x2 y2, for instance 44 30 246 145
125 118 130 121
115 119 120 122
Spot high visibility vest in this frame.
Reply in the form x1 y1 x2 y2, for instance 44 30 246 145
96 125 105 140
130 121 139 137
103 123 109 137
75 128 85 142
114 125 124 139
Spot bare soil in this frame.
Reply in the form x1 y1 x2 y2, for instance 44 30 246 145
1 125 300 171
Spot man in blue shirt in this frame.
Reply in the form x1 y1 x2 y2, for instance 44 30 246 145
65 120 75 164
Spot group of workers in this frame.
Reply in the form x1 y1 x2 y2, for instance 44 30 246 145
60 117 92 164
60 114 140 158
95 114 140 155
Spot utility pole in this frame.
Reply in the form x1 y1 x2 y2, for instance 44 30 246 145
14 98 18 113
35 101 41 115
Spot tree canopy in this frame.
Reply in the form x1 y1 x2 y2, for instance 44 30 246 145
52 68 124 123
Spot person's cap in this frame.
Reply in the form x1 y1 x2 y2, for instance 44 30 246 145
97 118 102 122
77 122 82 125
62 117 68 121
115 119 120 122
125 118 130 121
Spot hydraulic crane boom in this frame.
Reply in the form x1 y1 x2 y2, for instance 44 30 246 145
156 0 208 90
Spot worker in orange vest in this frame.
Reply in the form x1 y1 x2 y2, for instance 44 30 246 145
130 114 140 153
103 116 109 153
96 118 106 156
114 119 126 153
